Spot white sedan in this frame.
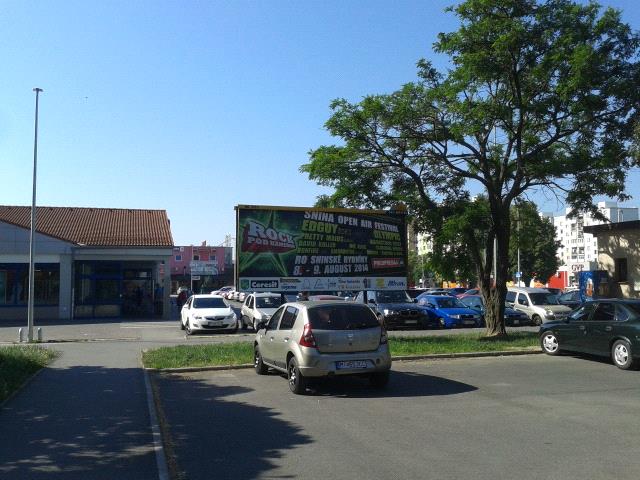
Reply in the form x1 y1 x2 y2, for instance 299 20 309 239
180 294 239 335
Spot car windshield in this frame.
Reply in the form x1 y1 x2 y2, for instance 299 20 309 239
461 296 483 309
376 291 412 303
256 296 283 308
529 293 559 305
308 305 379 330
434 297 465 308
193 297 227 309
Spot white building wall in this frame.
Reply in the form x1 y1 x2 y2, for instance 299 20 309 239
553 201 639 286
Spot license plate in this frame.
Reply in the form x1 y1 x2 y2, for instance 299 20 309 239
209 320 223 326
404 320 418 324
336 360 368 370
513 319 519 325
464 320 476 325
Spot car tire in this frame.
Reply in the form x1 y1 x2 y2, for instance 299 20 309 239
540 332 560 355
254 345 268 375
185 319 192 336
532 314 542 326
369 371 390 389
253 318 259 332
240 316 248 330
287 357 308 395
438 317 448 329
611 339 636 370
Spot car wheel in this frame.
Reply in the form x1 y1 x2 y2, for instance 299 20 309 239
540 332 560 356
369 371 390 389
253 318 258 332
438 317 448 329
611 339 636 370
287 357 308 395
240 316 248 330
185 319 192 336
254 345 268 375
532 314 542 326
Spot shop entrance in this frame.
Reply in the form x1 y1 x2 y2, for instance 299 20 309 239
122 269 154 317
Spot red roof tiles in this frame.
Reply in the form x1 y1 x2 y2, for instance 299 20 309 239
0 206 174 247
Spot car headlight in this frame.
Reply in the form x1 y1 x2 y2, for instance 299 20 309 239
194 315 202 320
226 313 236 320
383 309 395 315
545 310 554 317
450 314 461 319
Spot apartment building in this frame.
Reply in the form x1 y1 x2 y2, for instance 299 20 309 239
553 201 638 286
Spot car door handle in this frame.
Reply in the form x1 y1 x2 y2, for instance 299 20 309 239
605 326 612 332
269 336 274 342
283 337 289 342
578 325 585 330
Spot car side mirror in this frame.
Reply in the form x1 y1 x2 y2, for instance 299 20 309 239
257 321 267 331
413 298 418 303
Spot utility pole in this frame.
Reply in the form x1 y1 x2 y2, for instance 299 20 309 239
27 88 43 342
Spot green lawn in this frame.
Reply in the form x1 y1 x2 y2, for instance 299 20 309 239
0 346 58 403
142 332 540 369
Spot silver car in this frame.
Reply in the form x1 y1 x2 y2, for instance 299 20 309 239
254 301 391 394
240 293 284 330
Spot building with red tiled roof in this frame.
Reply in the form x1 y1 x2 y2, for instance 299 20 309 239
0 206 174 321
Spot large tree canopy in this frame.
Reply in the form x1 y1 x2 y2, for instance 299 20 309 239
302 0 640 336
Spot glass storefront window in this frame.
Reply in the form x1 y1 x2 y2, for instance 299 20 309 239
95 279 120 302
0 264 59 306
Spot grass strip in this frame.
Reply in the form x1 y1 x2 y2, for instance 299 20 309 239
0 346 58 403
142 332 540 369
390 332 539 356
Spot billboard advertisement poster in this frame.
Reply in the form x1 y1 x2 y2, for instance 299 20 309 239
236 205 408 292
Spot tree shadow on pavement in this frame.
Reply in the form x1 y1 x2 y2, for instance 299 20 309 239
153 372 313 480
0 366 160 480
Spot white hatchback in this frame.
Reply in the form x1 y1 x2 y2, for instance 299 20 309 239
180 294 239 334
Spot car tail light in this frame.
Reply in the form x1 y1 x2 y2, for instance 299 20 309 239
299 323 317 348
380 327 388 345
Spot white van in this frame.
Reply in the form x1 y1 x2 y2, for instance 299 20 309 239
505 287 572 325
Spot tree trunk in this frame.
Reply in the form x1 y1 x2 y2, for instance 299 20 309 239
481 207 511 337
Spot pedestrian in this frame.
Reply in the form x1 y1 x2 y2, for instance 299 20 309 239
177 289 187 309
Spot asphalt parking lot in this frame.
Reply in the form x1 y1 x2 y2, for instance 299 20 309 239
152 354 640 480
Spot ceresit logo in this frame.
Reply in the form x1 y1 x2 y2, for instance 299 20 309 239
250 280 279 289
242 220 296 254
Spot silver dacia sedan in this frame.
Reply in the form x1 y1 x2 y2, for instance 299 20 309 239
254 301 392 394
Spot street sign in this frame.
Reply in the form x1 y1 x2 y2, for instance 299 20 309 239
515 272 522 278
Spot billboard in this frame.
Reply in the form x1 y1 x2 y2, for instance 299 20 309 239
235 205 408 292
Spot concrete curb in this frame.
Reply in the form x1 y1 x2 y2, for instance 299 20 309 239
144 349 543 373
0 365 47 410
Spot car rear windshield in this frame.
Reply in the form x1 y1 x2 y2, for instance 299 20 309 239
529 293 559 305
193 297 227 309
308 305 379 330
256 296 283 308
376 291 412 303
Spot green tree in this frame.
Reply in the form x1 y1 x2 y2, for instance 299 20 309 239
302 0 640 336
510 201 561 287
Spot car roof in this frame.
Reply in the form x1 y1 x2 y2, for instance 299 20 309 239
193 294 224 299
284 301 370 309
252 292 281 297
508 287 551 293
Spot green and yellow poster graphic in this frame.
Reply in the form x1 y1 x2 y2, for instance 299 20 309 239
236 205 408 292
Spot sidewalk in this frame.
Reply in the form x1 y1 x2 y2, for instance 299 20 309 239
0 342 162 480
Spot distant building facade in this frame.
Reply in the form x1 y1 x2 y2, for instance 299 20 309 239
552 201 639 287
169 243 233 294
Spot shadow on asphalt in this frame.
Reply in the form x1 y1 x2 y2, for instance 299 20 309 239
299 370 477 398
153 373 312 480
0 366 157 480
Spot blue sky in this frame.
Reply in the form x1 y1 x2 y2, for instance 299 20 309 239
1 0 639 246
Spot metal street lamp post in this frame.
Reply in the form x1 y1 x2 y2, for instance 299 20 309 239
27 87 43 342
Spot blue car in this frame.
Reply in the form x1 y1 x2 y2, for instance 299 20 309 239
416 294 482 328
459 295 531 326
